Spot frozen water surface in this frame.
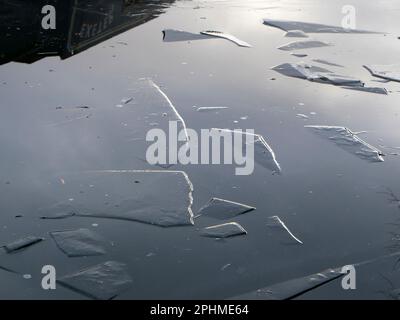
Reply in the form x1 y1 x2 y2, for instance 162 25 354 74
278 40 331 51
1 0 400 299
3 236 44 253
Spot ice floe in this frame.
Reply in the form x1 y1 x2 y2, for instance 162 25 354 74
231 267 341 299
266 216 303 245
291 53 308 58
58 261 132 300
77 170 194 227
196 198 255 220
364 64 400 83
211 129 282 174
263 19 382 34
196 106 229 112
305 125 385 162
312 59 344 68
50 228 106 257
285 30 308 38
3 236 44 253
200 222 247 238
278 40 331 51
342 86 388 95
162 29 251 47
272 62 368 88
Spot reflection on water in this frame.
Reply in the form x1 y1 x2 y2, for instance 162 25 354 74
0 0 175 65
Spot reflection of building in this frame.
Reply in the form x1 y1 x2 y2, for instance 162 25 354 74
0 0 175 65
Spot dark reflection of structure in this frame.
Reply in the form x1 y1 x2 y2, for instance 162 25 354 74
0 0 175 65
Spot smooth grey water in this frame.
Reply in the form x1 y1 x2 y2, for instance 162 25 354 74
1 0 400 299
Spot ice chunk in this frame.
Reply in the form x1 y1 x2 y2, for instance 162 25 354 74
312 59 344 68
58 261 132 300
305 125 384 162
211 128 282 174
230 268 342 300
162 29 251 47
197 198 255 220
263 19 382 34
3 236 44 253
285 30 309 38
272 62 364 87
296 113 309 120
50 228 106 257
162 29 210 42
197 106 229 112
266 216 303 245
291 53 308 57
363 64 400 83
200 31 252 47
200 222 247 238
278 40 331 51
38 202 77 219
78 170 194 227
342 86 388 95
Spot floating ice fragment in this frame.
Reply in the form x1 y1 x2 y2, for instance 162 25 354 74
50 228 106 257
196 106 229 112
200 222 247 238
162 29 251 47
285 30 309 38
3 236 44 253
197 198 255 220
266 216 303 245
211 129 282 174
38 202 77 219
231 267 342 300
291 53 308 57
342 86 388 95
58 261 132 300
78 170 194 227
278 40 331 51
305 125 384 162
363 64 400 83
272 62 364 87
263 19 382 34
296 113 309 120
200 31 252 47
120 97 133 104
312 59 344 68
163 29 210 41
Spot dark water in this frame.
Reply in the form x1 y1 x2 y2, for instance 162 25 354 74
1 0 400 299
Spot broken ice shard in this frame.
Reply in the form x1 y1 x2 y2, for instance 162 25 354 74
38 202 77 219
3 236 44 253
58 261 132 300
263 19 382 34
266 216 303 245
162 29 251 47
364 64 400 83
230 268 342 300
291 53 308 58
196 106 229 112
200 31 252 47
200 222 247 238
285 30 308 38
78 170 194 227
278 40 331 51
196 198 255 220
272 62 364 87
305 125 384 162
50 228 106 257
211 129 282 174
162 29 210 42
342 86 388 95
312 59 344 68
